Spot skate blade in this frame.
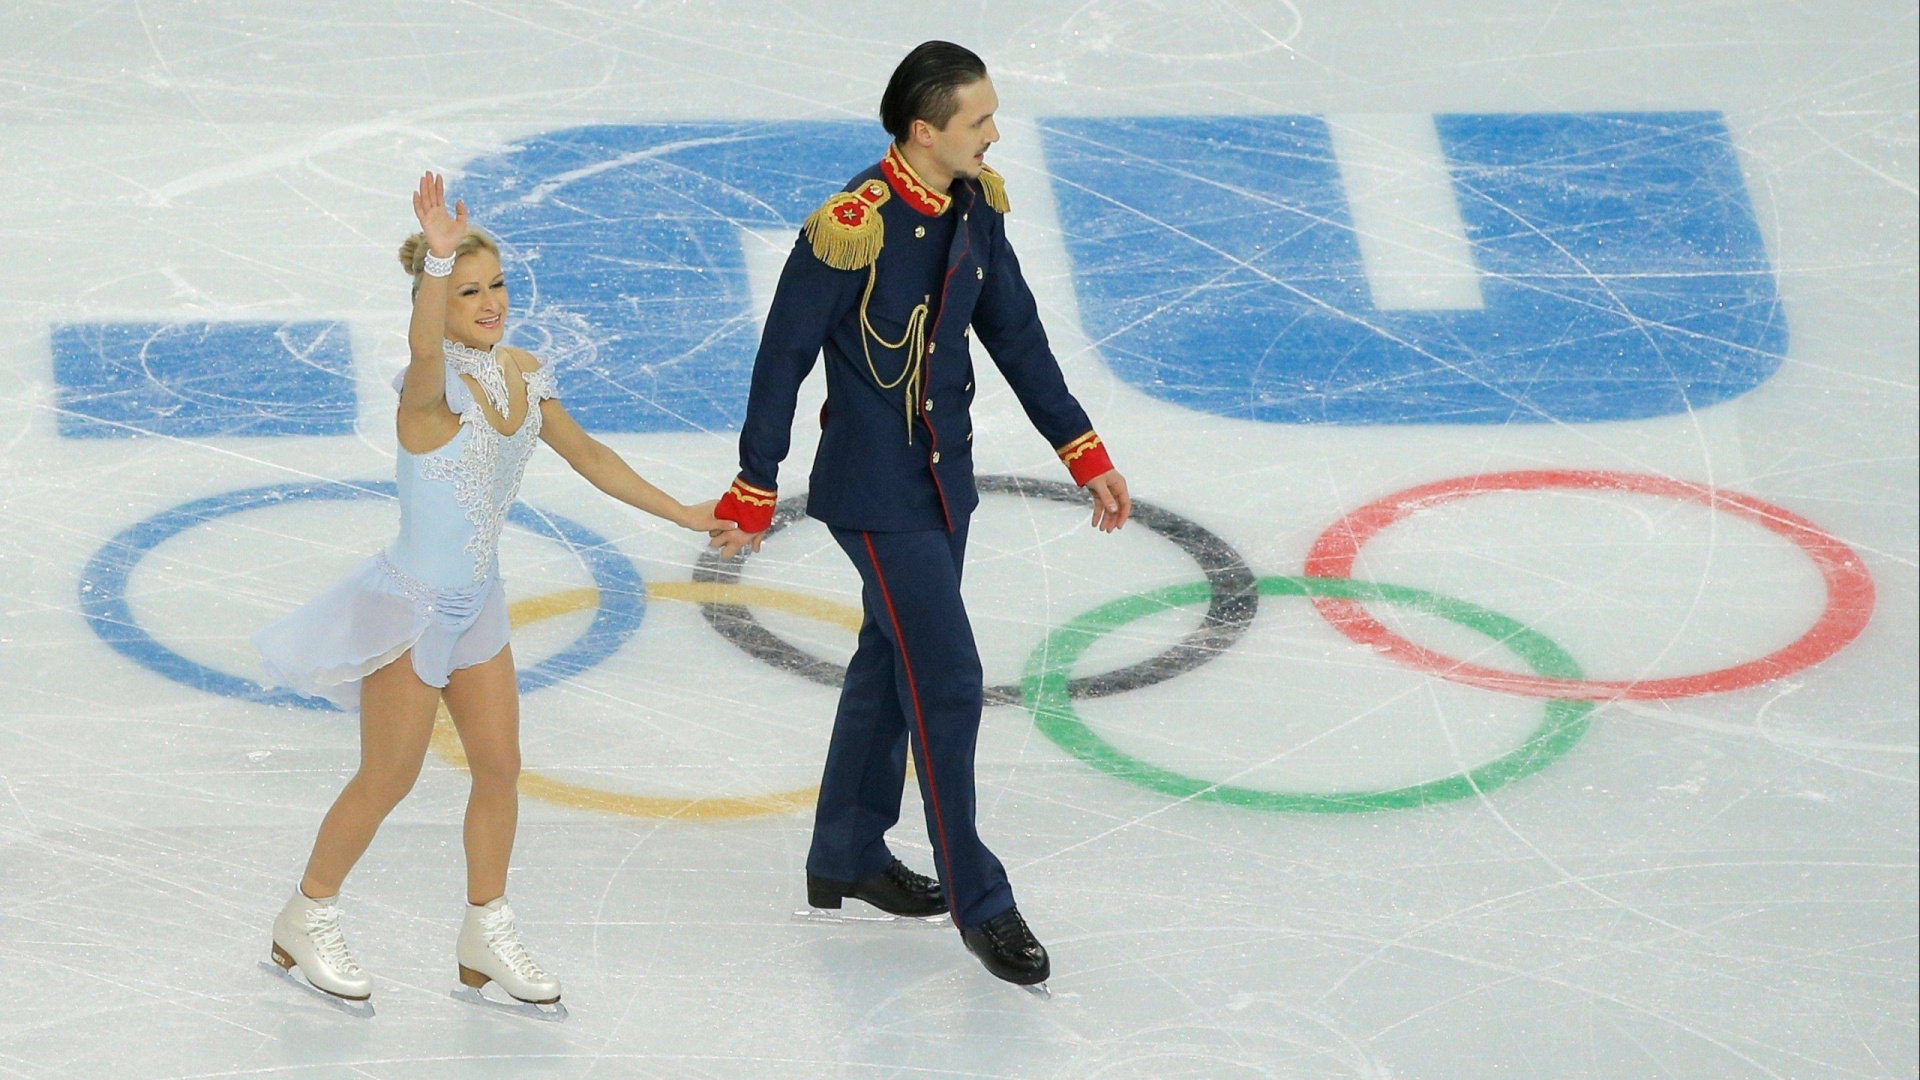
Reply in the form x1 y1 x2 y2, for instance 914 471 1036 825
1022 981 1052 1000
258 960 375 1018
451 983 568 1022
791 908 947 927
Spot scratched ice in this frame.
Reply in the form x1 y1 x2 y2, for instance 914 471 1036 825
0 3 1913 1078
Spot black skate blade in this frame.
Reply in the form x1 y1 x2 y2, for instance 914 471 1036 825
258 960 375 1018
451 983 568 1022
791 907 947 928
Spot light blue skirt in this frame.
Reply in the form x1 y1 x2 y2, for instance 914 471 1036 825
253 554 509 711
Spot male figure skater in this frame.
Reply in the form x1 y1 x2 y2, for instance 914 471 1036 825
710 41 1130 988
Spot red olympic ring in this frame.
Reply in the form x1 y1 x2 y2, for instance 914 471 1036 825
1304 470 1877 700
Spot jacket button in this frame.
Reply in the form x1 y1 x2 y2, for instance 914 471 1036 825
931 451 942 464
966 431 973 441
914 225 926 238
976 266 984 280
927 343 936 354
924 398 934 411
962 213 969 221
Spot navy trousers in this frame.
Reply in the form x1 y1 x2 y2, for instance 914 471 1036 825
806 518 1015 929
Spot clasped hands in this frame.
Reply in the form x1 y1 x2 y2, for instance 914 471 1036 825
709 526 764 559
704 469 1130 560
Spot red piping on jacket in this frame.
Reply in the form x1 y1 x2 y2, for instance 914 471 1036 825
917 185 977 533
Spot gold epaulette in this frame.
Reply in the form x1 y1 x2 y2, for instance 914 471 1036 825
802 179 890 271
976 165 1010 214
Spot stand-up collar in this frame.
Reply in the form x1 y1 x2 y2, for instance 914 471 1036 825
882 144 952 217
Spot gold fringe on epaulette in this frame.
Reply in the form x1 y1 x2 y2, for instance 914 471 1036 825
803 192 886 271
977 166 1010 214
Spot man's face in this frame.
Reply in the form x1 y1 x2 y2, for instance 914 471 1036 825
923 77 1000 181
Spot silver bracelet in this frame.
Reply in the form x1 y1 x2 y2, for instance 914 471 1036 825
422 249 456 277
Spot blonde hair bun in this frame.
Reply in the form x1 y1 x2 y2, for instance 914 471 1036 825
398 233 429 276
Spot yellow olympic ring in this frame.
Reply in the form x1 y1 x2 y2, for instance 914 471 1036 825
429 581 865 821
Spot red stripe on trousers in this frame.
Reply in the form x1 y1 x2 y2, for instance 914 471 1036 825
862 531 959 924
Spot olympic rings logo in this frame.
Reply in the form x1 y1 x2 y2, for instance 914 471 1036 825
1023 576 1594 813
76 479 856 821
1304 471 1876 700
78 470 1875 819
77 481 647 709
687 474 1260 707
425 586 852 821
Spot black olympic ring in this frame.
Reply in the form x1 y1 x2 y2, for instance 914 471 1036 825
692 473 1258 706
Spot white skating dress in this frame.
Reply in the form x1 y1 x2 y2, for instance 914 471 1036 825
254 341 558 710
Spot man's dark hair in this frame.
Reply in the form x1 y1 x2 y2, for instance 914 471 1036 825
879 41 988 142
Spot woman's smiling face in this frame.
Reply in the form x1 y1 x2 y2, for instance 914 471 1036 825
445 249 507 348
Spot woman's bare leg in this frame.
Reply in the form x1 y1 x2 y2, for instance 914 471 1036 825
440 646 521 906
299 652 442 899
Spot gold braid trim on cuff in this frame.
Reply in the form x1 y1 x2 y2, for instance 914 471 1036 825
728 478 776 505
1057 431 1102 463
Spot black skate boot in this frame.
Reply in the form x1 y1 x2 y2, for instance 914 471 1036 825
806 858 947 918
962 906 1050 987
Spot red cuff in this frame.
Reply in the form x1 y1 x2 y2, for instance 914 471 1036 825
715 477 776 533
1057 431 1114 487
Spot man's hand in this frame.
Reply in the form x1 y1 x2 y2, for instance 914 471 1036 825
709 527 765 559
1085 469 1131 533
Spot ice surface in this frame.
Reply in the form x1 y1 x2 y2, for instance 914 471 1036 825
0 3 1914 1078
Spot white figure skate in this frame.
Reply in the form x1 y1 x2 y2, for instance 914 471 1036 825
263 890 375 1018
451 897 566 1021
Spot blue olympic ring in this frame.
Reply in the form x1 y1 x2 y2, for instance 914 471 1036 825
78 480 646 711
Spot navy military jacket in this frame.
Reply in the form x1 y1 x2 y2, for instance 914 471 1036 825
715 145 1112 535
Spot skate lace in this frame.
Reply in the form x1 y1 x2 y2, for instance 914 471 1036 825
479 904 549 982
305 905 363 976
985 910 1036 952
884 859 935 892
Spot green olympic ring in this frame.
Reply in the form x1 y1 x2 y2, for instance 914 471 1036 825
1020 576 1596 813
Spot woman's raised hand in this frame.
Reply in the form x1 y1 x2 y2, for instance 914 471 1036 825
412 171 467 255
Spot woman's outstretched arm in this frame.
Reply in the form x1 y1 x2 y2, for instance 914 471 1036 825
399 171 462 414
536 395 734 532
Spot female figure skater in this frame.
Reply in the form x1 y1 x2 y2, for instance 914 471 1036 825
255 172 728 1017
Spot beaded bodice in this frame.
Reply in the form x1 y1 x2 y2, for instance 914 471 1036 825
443 338 516 421
387 344 559 589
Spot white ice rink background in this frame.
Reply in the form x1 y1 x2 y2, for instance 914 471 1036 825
0 2 1914 1077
